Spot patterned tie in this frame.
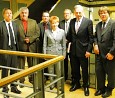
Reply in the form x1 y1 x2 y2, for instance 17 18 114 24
8 23 14 47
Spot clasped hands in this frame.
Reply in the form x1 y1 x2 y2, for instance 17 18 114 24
24 37 30 43
94 45 114 60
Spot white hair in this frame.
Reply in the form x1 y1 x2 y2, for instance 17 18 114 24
74 5 83 11
19 7 29 13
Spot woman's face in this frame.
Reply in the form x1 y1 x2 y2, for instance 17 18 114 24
51 20 59 30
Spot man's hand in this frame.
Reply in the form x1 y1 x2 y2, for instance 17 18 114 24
85 51 90 58
24 37 30 43
106 53 114 60
94 45 99 54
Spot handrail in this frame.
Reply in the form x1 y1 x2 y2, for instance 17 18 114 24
0 49 64 87
0 49 57 59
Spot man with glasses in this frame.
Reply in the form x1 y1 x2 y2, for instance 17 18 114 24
94 6 115 97
38 11 51 82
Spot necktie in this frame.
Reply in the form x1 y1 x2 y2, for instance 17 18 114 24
102 22 105 31
65 21 69 34
8 23 14 47
76 21 80 34
43 23 48 30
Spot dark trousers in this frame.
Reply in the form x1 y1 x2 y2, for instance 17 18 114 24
18 57 36 83
64 53 70 80
1 46 17 87
70 55 89 87
96 55 115 89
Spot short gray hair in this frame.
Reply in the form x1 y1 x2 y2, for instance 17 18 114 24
74 5 83 11
19 7 29 13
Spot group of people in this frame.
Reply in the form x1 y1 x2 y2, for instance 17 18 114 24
0 4 115 98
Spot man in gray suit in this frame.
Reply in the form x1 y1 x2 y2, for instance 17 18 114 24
15 7 40 85
94 6 115 98
67 5 94 96
0 8 21 98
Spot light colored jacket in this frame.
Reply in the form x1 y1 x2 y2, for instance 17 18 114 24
43 28 66 56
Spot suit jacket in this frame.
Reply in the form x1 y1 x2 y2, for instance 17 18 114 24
59 19 70 35
38 22 50 53
15 18 40 52
43 28 66 56
94 19 115 58
67 17 94 57
60 19 71 45
0 20 19 65
59 20 66 32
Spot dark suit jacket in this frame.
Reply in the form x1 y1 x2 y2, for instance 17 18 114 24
67 17 94 57
15 18 40 53
59 19 71 51
38 22 50 53
59 20 66 31
0 20 19 65
94 19 115 58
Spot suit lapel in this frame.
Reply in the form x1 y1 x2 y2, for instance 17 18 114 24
101 20 112 36
3 21 9 37
18 20 25 37
76 17 85 34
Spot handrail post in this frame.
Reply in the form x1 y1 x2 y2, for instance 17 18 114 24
33 70 45 98
33 57 45 98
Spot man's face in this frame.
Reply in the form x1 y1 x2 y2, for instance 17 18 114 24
74 8 83 20
64 10 71 21
99 11 109 22
20 9 29 21
4 9 12 22
42 13 50 23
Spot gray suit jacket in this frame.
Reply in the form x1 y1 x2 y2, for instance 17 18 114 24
43 28 66 56
94 19 115 58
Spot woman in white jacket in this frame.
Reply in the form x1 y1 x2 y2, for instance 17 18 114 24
43 16 66 89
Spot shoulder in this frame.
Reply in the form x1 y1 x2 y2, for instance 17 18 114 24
28 18 37 23
0 20 4 25
59 20 65 24
83 17 92 22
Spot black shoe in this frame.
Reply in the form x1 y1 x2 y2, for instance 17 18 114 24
84 87 89 96
69 84 81 92
94 89 105 96
11 86 21 94
2 87 9 93
102 91 112 98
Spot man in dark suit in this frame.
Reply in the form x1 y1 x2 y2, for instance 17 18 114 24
94 6 115 98
15 7 40 85
38 11 50 81
0 8 21 98
38 11 50 55
59 9 72 81
67 5 94 96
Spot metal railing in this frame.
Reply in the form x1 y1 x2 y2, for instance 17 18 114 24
0 49 65 98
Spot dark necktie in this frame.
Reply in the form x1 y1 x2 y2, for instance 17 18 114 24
8 23 14 47
102 22 105 31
